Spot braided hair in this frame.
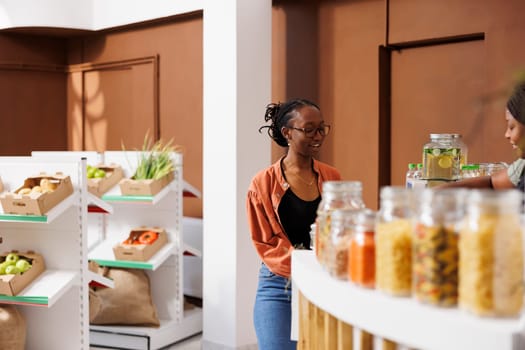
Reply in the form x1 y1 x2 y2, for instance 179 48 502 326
258 98 320 147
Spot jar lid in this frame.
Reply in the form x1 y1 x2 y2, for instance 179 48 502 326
322 181 362 193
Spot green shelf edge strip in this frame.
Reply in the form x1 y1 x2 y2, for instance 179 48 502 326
0 214 47 222
92 259 152 270
101 194 154 202
0 295 48 305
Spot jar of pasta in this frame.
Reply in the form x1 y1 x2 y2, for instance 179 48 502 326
349 209 376 288
376 186 414 296
325 208 357 279
316 181 365 271
413 189 465 307
459 189 524 317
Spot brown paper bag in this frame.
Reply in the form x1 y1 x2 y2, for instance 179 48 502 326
89 266 160 327
0 305 26 350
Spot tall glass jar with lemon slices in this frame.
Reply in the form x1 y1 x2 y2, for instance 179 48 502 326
422 134 461 180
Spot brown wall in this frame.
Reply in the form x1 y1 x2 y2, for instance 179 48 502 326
0 14 203 217
273 0 525 209
0 34 68 156
2 2 525 212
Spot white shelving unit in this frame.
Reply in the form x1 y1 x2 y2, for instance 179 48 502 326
89 151 202 349
0 156 89 349
29 150 203 349
291 250 525 350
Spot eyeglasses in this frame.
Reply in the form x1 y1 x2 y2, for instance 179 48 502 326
288 125 331 137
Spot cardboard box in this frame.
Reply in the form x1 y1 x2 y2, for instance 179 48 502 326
0 251 45 296
119 171 174 196
0 173 74 215
88 164 124 197
113 227 168 262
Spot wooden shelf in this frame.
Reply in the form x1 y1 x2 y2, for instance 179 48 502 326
0 269 78 307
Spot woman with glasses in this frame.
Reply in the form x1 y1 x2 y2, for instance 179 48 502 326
246 98 341 349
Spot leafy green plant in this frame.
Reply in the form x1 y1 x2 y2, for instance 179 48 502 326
123 132 181 180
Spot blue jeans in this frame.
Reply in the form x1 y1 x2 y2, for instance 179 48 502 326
253 263 297 350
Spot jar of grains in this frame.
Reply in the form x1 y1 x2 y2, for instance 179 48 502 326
316 181 365 271
349 209 376 288
375 186 414 296
459 189 524 317
413 189 465 307
325 208 357 279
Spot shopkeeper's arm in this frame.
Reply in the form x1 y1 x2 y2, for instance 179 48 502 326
436 168 513 189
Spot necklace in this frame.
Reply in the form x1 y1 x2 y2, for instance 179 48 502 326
289 170 316 186
282 158 316 186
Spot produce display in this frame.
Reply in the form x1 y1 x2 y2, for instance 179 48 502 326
128 133 178 181
375 219 412 296
113 227 168 262
122 230 159 245
459 213 523 317
87 165 107 179
16 178 58 195
0 253 32 275
413 223 458 306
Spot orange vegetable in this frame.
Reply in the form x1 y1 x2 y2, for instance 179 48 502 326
138 231 159 245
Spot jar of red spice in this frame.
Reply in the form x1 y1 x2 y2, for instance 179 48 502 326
348 209 376 288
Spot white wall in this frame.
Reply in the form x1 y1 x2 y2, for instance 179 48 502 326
203 0 271 348
0 1 270 348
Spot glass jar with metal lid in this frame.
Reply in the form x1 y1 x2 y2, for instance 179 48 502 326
375 186 414 296
422 133 461 181
413 188 465 307
315 181 365 271
459 189 524 317
349 209 376 288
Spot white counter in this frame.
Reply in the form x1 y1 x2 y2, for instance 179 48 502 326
291 250 525 350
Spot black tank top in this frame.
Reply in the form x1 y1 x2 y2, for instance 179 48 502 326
278 189 321 249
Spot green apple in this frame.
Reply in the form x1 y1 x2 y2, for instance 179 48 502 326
0 262 10 274
15 259 31 273
87 167 96 179
4 253 19 265
5 265 20 275
94 169 106 178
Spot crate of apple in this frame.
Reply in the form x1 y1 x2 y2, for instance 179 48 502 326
0 253 31 275
87 165 107 179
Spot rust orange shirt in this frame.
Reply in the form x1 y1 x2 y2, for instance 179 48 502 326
246 156 341 278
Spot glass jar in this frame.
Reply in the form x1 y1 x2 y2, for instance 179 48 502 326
451 133 468 167
459 189 524 317
349 209 376 288
422 133 461 181
375 186 414 296
325 208 357 279
413 189 465 307
316 181 365 270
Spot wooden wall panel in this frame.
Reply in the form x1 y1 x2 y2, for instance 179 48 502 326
390 40 487 186
0 34 67 156
0 69 67 156
67 14 203 217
